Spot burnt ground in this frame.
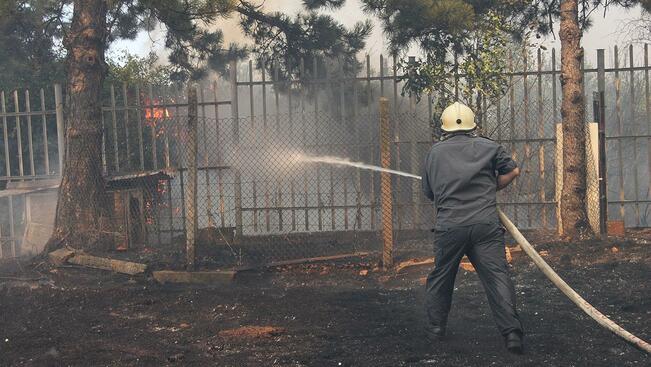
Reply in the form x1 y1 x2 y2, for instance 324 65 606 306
0 237 650 367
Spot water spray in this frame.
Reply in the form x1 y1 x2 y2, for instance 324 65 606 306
297 152 651 354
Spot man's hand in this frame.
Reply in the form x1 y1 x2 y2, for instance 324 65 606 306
497 167 520 191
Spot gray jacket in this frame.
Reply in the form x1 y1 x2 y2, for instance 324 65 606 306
422 134 517 230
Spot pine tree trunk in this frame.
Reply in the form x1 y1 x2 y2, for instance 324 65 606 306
559 0 593 239
45 0 112 252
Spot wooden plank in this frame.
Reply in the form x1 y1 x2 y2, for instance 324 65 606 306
153 270 235 284
367 55 375 230
69 253 147 275
379 97 393 269
200 86 214 227
246 252 371 269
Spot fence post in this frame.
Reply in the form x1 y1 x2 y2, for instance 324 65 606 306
185 85 199 270
54 84 65 175
596 49 608 237
230 60 243 239
379 97 394 269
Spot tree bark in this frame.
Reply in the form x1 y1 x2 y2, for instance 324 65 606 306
559 0 593 239
45 0 112 252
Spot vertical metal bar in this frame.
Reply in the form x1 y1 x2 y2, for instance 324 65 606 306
265 183 270 232
537 48 546 228
277 178 283 232
147 85 158 169
552 48 559 229
523 50 531 228
262 59 268 129
274 60 280 131
290 180 296 231
301 57 308 231
252 180 258 232
645 44 651 226
54 84 64 175
379 97 393 269
230 59 243 237
24 90 35 176
212 80 226 229
162 87 171 168
8 196 15 257
629 45 640 225
135 85 145 170
316 58 323 231
614 46 625 221
392 55 398 108
330 166 335 230
122 83 131 170
249 60 254 119
2 92 10 176
353 65 362 230
13 90 24 176
380 54 385 97
39 89 50 175
597 49 607 236
200 86 214 227
340 59 348 229
185 85 198 270
509 51 518 224
110 85 120 172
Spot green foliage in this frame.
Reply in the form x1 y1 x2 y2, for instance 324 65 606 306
106 51 177 86
1 0 371 86
0 0 65 90
364 1 522 130
237 1 372 84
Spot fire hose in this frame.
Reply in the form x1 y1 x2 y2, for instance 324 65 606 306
498 209 651 354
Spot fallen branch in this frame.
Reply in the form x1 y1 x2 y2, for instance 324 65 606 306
498 209 651 354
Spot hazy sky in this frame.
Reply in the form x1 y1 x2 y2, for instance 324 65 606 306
110 1 648 66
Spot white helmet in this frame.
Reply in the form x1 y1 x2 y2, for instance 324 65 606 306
440 102 476 132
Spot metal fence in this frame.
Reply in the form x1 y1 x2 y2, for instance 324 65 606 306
1 45 650 266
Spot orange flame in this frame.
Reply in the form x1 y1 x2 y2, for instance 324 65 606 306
144 98 172 120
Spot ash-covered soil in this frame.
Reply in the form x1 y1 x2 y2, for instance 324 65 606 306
0 237 649 366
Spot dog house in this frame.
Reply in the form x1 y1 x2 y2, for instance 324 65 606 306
106 169 173 250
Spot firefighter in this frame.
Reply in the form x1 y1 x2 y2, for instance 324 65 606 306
422 102 524 354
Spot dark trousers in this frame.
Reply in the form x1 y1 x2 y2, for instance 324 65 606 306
425 222 523 336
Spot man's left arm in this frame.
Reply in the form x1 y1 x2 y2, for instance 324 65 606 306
495 145 520 191
422 156 435 201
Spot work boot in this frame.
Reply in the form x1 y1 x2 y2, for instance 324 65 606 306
504 331 524 354
424 325 446 342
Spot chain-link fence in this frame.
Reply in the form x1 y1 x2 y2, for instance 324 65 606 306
1 45 650 264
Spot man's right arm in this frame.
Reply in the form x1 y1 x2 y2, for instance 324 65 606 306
422 154 435 201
